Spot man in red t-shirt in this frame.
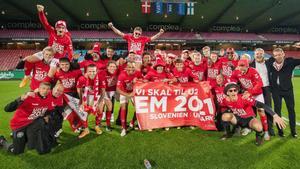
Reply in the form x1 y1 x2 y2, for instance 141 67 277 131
172 58 198 83
219 48 238 80
189 52 207 81
98 61 119 131
19 47 55 88
144 59 175 83
76 64 106 138
230 59 270 140
108 22 164 57
220 83 285 145
117 61 143 136
207 52 222 87
20 4 74 86
54 58 82 95
0 82 53 154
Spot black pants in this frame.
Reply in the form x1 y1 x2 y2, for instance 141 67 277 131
272 89 296 134
11 118 53 155
262 86 273 133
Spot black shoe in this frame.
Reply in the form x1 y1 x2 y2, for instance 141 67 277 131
220 133 232 140
278 129 285 137
255 133 264 146
0 135 7 147
269 129 275 136
291 132 298 138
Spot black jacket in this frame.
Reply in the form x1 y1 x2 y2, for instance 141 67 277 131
266 57 300 91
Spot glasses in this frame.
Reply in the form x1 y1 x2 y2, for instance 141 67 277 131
228 89 237 93
135 33 141 36
227 52 234 54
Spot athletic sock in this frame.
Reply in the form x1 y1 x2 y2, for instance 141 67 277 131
106 111 112 127
260 115 268 132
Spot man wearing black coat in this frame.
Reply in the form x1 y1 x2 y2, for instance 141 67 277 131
267 48 300 138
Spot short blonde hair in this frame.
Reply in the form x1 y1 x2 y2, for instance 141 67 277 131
273 47 284 54
43 46 55 54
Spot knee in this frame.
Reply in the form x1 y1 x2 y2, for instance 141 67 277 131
222 113 232 122
251 119 263 132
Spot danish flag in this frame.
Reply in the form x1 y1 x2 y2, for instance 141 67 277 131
142 1 151 14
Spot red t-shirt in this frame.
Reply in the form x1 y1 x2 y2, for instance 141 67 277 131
30 61 50 90
76 74 106 95
189 62 207 81
220 95 256 118
117 70 142 93
141 64 153 76
172 68 197 83
10 93 53 130
123 34 151 55
207 60 222 86
144 70 174 82
230 67 263 96
100 70 119 92
54 69 82 93
39 11 73 60
219 57 238 79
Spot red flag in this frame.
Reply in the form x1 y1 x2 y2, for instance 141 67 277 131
141 1 151 14
134 82 217 130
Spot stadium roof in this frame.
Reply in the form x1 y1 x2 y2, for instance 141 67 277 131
1 0 300 32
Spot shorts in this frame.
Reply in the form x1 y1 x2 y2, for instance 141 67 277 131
120 94 134 104
253 93 264 103
234 114 254 128
106 91 115 100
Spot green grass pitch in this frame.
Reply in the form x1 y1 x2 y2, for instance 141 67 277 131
0 79 300 169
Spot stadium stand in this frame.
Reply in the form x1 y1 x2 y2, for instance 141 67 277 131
0 50 38 70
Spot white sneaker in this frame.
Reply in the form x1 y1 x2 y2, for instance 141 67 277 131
110 115 114 122
55 129 63 138
129 123 134 128
102 112 106 121
120 129 127 137
165 128 169 131
264 131 271 141
190 126 195 130
241 128 251 136
177 127 181 130
148 129 153 132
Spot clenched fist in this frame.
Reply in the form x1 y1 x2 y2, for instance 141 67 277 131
36 4 44 12
108 22 113 28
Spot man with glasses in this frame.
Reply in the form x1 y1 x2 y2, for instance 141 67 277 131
108 22 164 60
220 83 285 145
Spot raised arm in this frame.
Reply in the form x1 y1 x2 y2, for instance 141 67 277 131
108 22 125 37
37 4 53 32
150 29 164 41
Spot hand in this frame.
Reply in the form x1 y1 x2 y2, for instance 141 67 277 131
159 29 164 34
128 92 135 97
108 22 113 28
36 4 44 12
242 91 251 99
44 116 49 123
273 114 286 129
72 53 81 60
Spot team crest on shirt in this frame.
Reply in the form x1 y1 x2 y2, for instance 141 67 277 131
62 78 76 88
107 77 117 87
28 107 48 120
34 70 47 81
207 69 219 78
239 78 253 89
52 42 64 54
130 42 142 52
125 81 133 91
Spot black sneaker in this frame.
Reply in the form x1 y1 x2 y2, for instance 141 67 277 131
255 133 264 146
0 135 7 147
269 129 275 136
291 132 298 138
278 132 285 137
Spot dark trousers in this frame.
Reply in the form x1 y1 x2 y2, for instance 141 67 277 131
262 86 273 133
272 88 296 134
11 118 53 155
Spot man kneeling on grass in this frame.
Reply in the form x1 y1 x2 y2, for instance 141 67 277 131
220 83 286 146
0 82 58 154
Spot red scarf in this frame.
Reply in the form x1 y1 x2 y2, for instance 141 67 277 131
82 74 100 114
